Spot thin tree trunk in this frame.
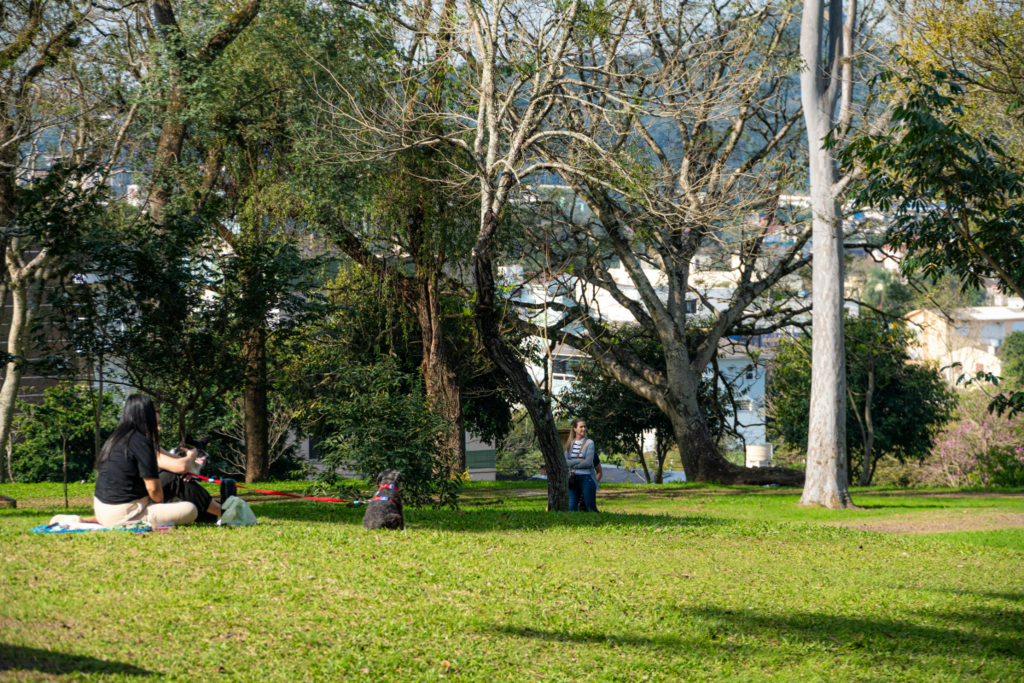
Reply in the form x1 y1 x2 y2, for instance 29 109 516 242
858 366 876 487
636 435 652 484
654 433 667 484
243 326 270 483
415 276 466 473
0 278 30 463
94 353 103 462
473 215 568 511
62 438 68 509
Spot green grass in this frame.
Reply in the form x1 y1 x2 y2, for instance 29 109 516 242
918 528 1024 552
1 483 1022 682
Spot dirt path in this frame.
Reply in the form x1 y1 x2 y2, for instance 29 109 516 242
824 510 1024 534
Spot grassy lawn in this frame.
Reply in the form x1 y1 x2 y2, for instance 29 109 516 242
1 482 1022 682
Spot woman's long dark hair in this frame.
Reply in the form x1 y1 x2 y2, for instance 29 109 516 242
95 394 159 468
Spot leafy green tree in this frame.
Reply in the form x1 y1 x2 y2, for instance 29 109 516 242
11 385 119 488
1000 331 1024 388
842 65 1024 417
769 317 955 485
494 412 547 478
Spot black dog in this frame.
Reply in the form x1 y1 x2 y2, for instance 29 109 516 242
362 469 404 530
170 435 212 475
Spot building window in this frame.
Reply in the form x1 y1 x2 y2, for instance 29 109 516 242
745 369 754 380
552 355 578 380
736 398 754 412
685 300 698 314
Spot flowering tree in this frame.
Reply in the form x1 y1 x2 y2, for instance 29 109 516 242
928 392 1024 487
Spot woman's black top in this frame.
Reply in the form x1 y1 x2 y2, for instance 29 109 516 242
94 431 160 505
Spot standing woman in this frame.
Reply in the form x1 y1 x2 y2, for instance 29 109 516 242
564 419 598 512
93 394 200 528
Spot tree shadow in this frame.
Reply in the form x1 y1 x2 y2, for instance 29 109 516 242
486 604 1023 674
0 508 95 521
851 503 949 510
0 643 156 677
923 587 1024 603
245 499 732 533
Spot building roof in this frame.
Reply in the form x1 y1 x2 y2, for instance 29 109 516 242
909 305 1024 323
958 305 1024 322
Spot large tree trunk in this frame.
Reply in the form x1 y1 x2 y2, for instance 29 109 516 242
414 275 466 473
668 382 805 486
801 151 852 506
799 0 855 508
243 326 270 483
473 215 569 511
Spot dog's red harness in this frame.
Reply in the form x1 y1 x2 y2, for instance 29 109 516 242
371 484 396 502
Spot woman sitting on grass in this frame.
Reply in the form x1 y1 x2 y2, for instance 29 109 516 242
92 394 203 528
564 419 598 512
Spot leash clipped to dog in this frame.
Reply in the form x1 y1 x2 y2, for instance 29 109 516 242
191 475 365 504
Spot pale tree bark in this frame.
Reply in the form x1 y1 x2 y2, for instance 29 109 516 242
0 251 51 466
799 0 858 508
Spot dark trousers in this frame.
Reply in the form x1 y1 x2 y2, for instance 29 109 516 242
568 473 599 512
159 471 217 524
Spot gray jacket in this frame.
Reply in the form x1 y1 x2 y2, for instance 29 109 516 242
564 439 596 481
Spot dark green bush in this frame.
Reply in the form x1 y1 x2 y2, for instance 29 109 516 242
981 446 1024 488
308 357 460 508
11 385 120 483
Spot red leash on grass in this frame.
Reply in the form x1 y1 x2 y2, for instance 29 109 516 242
191 474 359 504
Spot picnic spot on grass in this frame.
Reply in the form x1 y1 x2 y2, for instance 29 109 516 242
2 481 1022 682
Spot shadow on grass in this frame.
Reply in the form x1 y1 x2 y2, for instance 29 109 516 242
923 587 1024 603
0 643 156 677
246 500 732 533
487 604 1024 672
0 508 93 520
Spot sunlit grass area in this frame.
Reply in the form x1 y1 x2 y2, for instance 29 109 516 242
1 482 1022 682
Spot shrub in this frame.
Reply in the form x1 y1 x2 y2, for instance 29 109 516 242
10 385 120 483
308 357 460 508
981 446 1024 488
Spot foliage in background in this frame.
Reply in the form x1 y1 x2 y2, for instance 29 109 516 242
494 411 551 478
206 392 305 479
293 320 460 507
9 386 119 483
927 391 1024 487
842 65 1024 418
1000 331 1024 388
301 266 515 451
769 316 955 485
